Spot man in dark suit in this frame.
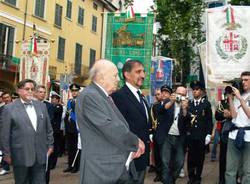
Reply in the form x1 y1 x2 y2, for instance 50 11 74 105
0 79 54 184
76 59 144 184
35 85 54 121
157 86 188 184
64 83 80 173
35 85 57 184
186 81 213 184
112 59 151 184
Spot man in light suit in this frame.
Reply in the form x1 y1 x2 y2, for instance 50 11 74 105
0 79 54 184
76 59 145 184
111 60 151 184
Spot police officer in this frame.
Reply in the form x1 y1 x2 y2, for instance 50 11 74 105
151 85 173 182
186 81 213 184
50 92 63 167
63 83 80 173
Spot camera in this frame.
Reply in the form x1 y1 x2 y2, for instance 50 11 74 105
175 94 186 103
224 78 243 95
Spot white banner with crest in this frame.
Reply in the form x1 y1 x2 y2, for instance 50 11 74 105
19 41 50 86
206 5 250 87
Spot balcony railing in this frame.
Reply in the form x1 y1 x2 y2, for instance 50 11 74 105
0 54 19 72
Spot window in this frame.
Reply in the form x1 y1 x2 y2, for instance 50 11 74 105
4 0 17 6
93 2 98 10
89 49 96 68
34 0 45 18
75 43 82 75
54 4 63 27
78 7 84 25
57 37 65 61
0 23 15 56
92 16 97 32
208 2 223 8
66 0 72 19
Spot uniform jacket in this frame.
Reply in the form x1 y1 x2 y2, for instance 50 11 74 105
186 98 213 140
64 99 78 134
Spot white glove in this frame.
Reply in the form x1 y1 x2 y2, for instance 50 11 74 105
77 133 82 150
205 134 211 145
149 134 153 142
0 150 2 163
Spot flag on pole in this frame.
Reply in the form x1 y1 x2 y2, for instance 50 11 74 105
125 6 135 22
206 5 250 87
29 35 38 55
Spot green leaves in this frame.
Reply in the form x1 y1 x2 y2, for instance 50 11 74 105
155 0 205 83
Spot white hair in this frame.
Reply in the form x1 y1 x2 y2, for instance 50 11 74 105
89 59 116 82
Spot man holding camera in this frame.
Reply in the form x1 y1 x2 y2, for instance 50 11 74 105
158 86 188 184
186 81 213 184
225 71 250 184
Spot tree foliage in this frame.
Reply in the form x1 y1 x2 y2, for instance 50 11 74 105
155 0 205 83
124 0 134 8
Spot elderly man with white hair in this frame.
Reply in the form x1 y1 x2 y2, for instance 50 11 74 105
76 59 145 184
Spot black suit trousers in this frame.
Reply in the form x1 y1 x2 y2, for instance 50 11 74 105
187 139 206 182
66 132 78 169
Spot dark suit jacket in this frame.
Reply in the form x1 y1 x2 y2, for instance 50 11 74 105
186 98 213 141
111 85 150 171
155 100 188 145
44 100 54 121
0 99 54 167
51 104 63 133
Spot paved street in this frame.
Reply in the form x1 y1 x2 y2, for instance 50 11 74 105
0 149 219 184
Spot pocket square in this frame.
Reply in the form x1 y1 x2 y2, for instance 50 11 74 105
40 113 44 119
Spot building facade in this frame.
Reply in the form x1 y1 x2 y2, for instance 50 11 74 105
0 0 117 91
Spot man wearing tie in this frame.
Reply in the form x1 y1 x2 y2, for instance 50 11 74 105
0 79 54 184
76 59 144 184
112 60 151 184
186 81 213 184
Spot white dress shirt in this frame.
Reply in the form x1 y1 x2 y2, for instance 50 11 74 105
229 92 250 142
194 98 201 106
168 103 181 136
21 99 37 131
126 82 149 120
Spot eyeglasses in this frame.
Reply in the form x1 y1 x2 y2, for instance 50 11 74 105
22 87 35 92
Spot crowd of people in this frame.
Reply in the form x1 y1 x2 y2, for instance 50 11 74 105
0 59 250 184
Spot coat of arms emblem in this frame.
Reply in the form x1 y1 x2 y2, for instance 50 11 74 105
216 6 248 61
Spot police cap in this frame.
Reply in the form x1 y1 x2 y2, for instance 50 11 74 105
190 80 205 90
69 83 80 91
160 85 172 94
51 91 61 99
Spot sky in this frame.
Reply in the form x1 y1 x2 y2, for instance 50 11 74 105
133 0 155 14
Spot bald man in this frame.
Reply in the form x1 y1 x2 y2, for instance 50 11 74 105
76 59 145 184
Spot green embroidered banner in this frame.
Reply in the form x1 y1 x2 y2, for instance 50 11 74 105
105 13 154 90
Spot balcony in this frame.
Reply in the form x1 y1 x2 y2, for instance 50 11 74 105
0 54 19 73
